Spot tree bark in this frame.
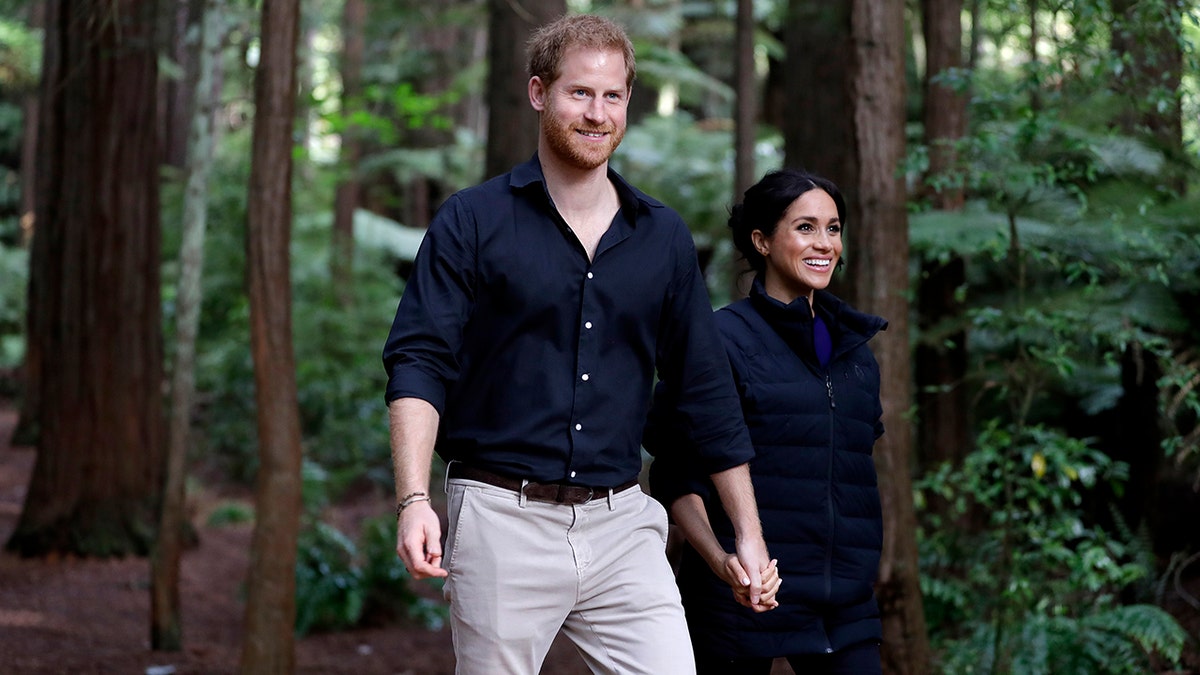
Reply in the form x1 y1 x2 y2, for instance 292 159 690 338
13 0 44 448
916 0 971 472
161 0 202 169
332 0 366 302
730 0 757 302
7 0 164 558
849 2 931 673
238 0 304 670
483 0 565 180
151 0 223 651
733 0 757 202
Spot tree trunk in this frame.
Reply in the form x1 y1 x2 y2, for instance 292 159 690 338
916 0 971 471
7 0 164 558
849 2 931 673
332 0 366 302
780 0 857 307
161 0 201 169
733 0 756 201
151 0 223 651
238 0 304 670
483 0 565 180
730 0 757 302
13 0 44 448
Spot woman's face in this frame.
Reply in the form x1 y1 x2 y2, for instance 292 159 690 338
752 188 842 305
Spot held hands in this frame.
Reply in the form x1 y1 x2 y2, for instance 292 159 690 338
395 499 448 579
714 554 781 613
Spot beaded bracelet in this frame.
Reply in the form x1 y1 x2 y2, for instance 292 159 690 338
395 491 431 517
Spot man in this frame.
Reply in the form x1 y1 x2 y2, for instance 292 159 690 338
382 14 771 674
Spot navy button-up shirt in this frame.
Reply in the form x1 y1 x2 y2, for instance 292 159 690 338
382 155 753 487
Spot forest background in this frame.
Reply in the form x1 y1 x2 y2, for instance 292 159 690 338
0 0 1198 673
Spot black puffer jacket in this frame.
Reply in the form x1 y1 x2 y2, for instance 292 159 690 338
646 276 887 659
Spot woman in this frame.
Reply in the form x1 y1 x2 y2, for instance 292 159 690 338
645 168 887 674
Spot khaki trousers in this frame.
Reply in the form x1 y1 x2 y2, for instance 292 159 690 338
443 476 696 675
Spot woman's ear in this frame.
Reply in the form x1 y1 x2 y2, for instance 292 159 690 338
750 230 769 257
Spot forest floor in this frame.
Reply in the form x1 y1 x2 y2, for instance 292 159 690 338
1 402 1198 674
0 406 593 675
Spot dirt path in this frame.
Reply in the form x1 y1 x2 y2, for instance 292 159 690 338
0 407 589 674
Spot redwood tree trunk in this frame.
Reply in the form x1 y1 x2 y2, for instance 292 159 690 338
730 0 757 302
331 0 365 302
850 2 931 672
13 0 44 448
238 0 304 670
8 0 164 558
483 0 565 180
916 0 971 471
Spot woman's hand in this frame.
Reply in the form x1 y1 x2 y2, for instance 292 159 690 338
714 555 781 613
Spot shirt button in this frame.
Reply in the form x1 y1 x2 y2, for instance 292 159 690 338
570 471 577 478
587 272 594 279
575 423 582 431
585 321 593 329
581 373 589 381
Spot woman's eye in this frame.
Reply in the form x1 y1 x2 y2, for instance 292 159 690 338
828 225 842 234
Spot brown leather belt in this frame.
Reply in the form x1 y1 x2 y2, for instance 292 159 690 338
447 463 639 505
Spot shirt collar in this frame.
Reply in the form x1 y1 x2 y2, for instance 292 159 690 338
509 153 665 226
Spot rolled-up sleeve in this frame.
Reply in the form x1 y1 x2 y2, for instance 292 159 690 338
382 195 477 413
649 233 754 476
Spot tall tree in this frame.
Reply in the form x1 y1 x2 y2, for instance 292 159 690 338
780 2 855 202
730 0 756 302
916 0 971 472
8 0 164 557
331 0 366 302
848 3 930 671
160 0 202 169
733 0 756 206
13 0 44 448
151 0 224 651
483 0 565 180
781 0 931 671
239 0 304 670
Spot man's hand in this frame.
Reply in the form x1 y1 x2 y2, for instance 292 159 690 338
735 532 771 605
715 555 781 613
396 500 448 579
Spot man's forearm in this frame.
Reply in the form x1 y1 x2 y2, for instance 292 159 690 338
709 463 762 541
388 397 440 498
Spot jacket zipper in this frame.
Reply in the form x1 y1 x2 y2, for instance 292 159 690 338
824 372 836 602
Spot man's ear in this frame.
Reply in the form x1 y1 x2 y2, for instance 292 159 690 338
528 76 547 112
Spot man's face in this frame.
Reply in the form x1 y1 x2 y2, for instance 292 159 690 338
536 46 629 170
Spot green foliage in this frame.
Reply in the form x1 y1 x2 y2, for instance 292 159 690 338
294 521 366 635
917 423 1185 674
206 501 254 527
293 516 445 636
612 111 782 242
0 17 41 90
0 233 25 370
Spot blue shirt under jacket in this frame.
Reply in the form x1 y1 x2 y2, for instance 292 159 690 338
382 155 753 488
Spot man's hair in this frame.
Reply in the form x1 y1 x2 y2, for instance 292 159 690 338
526 14 636 89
